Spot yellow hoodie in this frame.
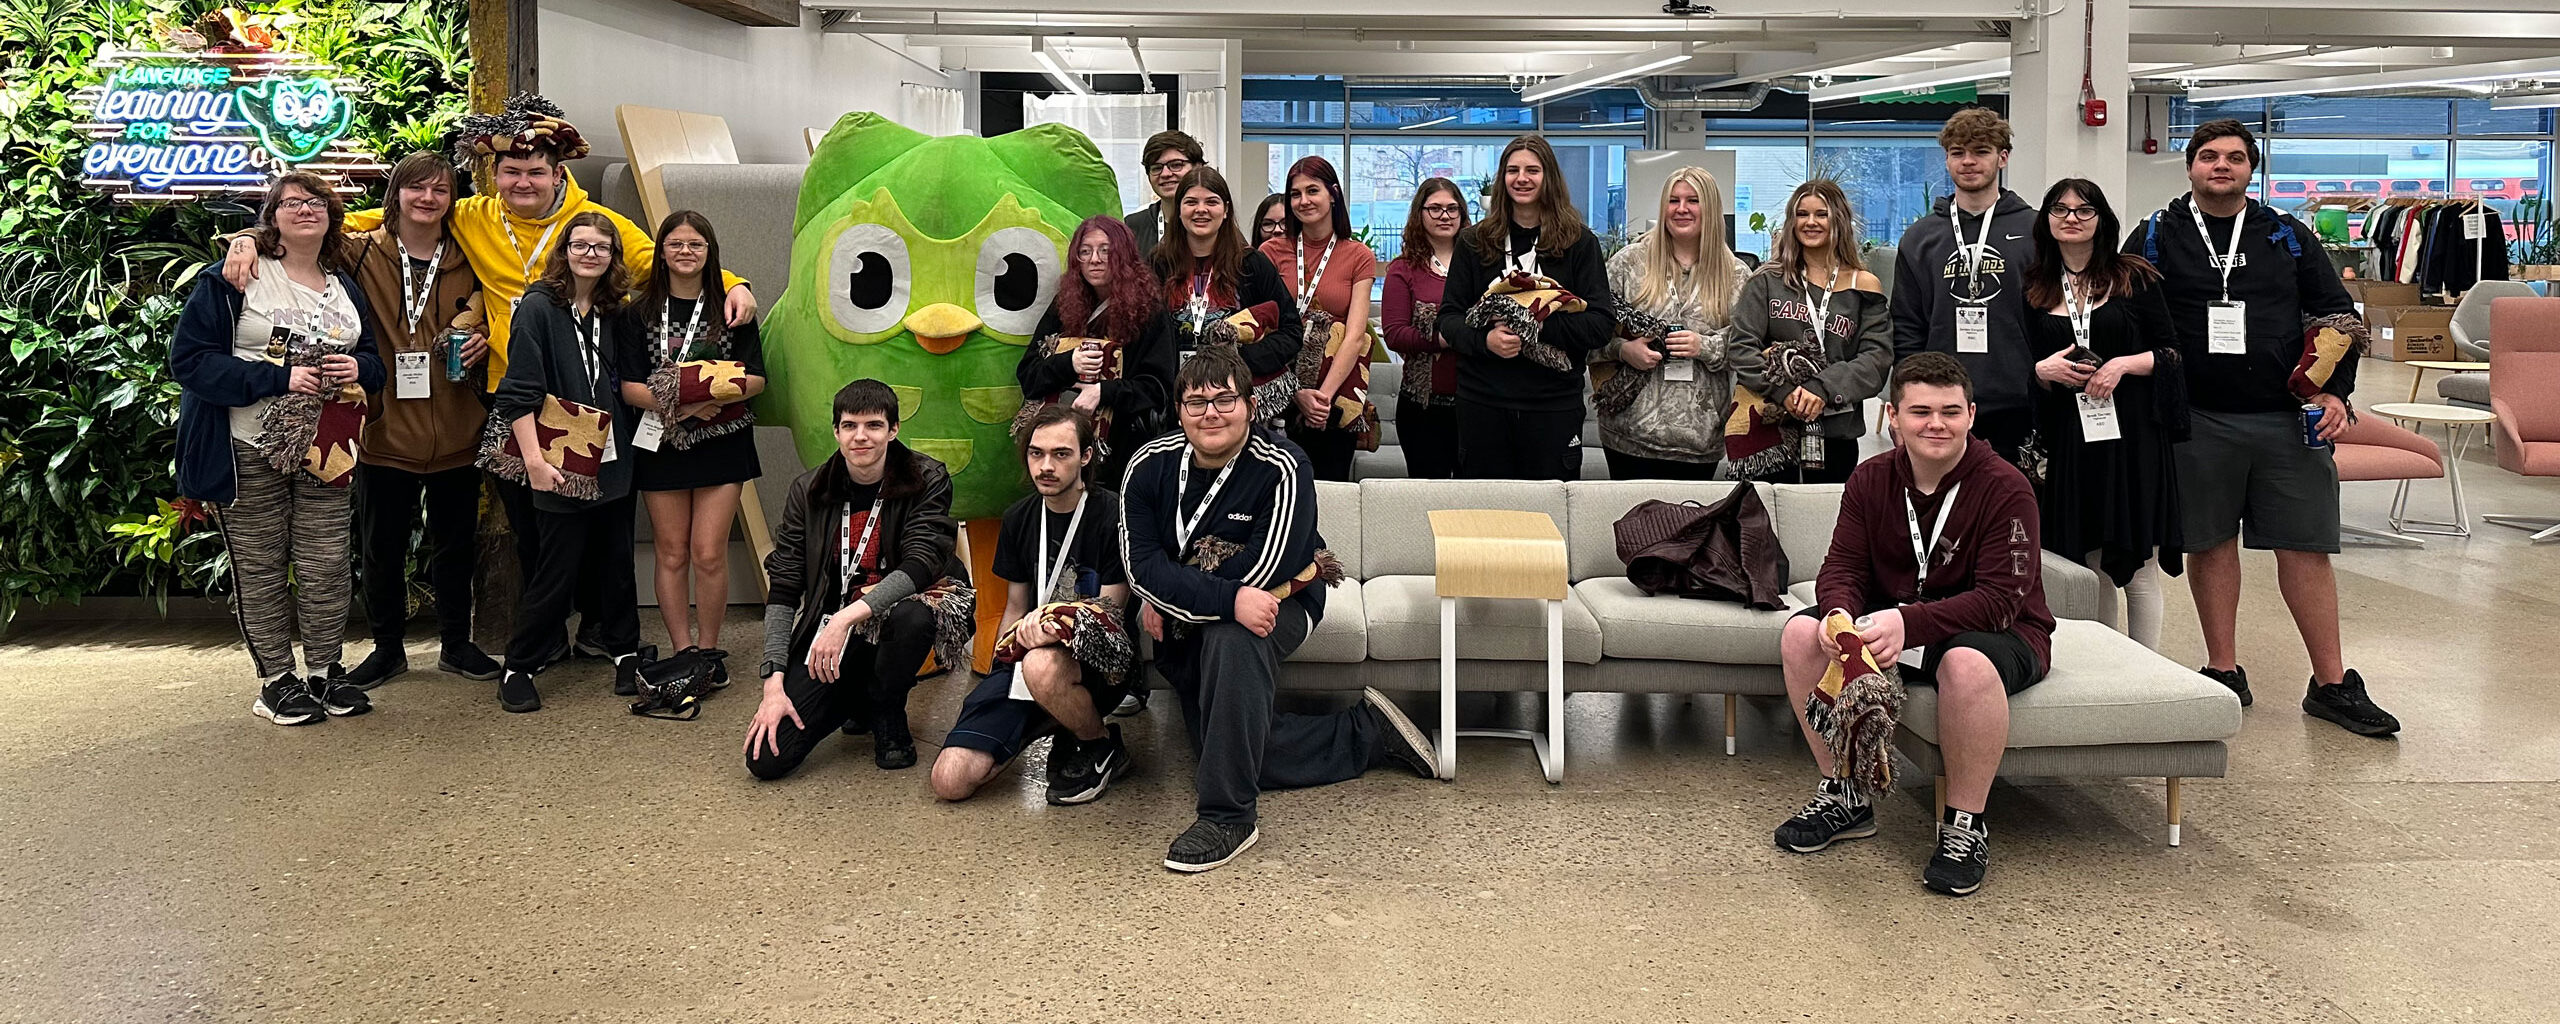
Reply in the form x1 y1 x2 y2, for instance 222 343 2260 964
345 170 744 390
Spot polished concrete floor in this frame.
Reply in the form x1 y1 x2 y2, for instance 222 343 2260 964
4 360 2553 1023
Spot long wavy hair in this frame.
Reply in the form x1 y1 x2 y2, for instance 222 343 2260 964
634 209 728 345
1395 177 1469 271
252 171 354 273
1627 166 1738 326
1155 165 1247 306
2024 178 2159 311
1768 179 1864 291
1469 134 1588 264
1056 215 1162 342
535 210 630 313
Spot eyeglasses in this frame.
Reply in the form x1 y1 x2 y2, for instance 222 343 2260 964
1075 245 1111 263
1147 158 1195 176
1178 393 1243 415
1422 204 1464 217
662 240 708 254
566 241 616 256
2046 205 2100 223
274 197 330 213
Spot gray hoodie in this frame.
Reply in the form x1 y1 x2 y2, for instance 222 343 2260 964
1889 190 2041 420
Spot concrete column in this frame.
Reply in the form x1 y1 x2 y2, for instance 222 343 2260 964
1215 38 1245 175
2007 0 2129 203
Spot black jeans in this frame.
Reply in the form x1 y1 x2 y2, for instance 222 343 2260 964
495 475 605 652
1157 603 1385 827
1397 400 1462 479
356 463 480 646
1286 418 1358 482
503 494 641 672
745 600 936 780
1456 401 1584 481
1973 407 2034 468
1759 435 1860 485
1602 448 1720 482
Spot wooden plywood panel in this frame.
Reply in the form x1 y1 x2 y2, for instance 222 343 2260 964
615 104 737 227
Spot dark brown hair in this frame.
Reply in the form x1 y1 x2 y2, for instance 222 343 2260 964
253 171 353 272
1141 130 1203 169
1396 177 1469 270
1016 403 1095 461
1769 179 1865 289
2024 178 2160 312
1280 155 1353 243
1889 351 1974 405
1938 108 2012 153
383 151 459 226
1469 134 1587 263
534 210 630 314
1155 165 1247 304
635 209 728 346
2185 118 2261 168
1174 345 1251 399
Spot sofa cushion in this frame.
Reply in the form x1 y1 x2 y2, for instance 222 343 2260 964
1361 575 1602 663
1358 478 1570 578
1289 579 1366 663
1561 480 1746 582
1901 618 2242 749
2435 371 2489 408
1767 485 1844 586
1575 576 1795 665
1313 480 1361 581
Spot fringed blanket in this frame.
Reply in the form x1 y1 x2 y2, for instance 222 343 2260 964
2292 314 2368 402
1397 300 1451 407
1011 335 1125 454
642 359 753 450
1192 301 1294 429
1724 336 1829 481
1162 535 1347 641
852 576 978 682
1802 610 1905 805
254 345 366 487
1464 271 1585 374
477 396 611 501
992 596 1133 683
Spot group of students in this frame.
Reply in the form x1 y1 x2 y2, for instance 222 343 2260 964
170 99 2397 892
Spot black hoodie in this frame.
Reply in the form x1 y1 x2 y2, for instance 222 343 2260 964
2124 194 2359 414
1890 191 2041 419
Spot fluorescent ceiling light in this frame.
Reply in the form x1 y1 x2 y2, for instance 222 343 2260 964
1808 58 2009 104
2187 54 2560 102
1519 44 1691 104
2493 92 2560 109
1582 119 1646 128
1399 115 1457 131
2133 45 2369 81
1031 37 1089 96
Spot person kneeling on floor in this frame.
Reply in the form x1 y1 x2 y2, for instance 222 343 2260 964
1773 352 2055 897
743 379 975 778
1122 349 1441 874
933 405 1138 805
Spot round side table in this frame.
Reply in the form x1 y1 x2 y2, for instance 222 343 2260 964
2402 359 2487 403
2368 402 2498 538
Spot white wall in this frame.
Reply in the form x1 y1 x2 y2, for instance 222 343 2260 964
536 0 963 165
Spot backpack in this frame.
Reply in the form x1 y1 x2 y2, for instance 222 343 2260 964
2140 203 2301 265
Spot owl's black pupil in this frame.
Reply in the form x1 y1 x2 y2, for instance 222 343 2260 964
994 253 1038 311
847 252 891 309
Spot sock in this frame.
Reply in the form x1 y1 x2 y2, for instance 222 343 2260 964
1820 776 1868 808
1943 806 1986 835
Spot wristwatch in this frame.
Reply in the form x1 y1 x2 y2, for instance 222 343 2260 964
760 659 786 680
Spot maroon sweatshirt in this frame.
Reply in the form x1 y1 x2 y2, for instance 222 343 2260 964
1814 436 2054 671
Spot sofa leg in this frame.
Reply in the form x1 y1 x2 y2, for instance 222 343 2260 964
1723 694 1737 756
1933 775 1947 821
2166 777 2184 848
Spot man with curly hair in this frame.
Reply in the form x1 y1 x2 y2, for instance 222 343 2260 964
1890 109 2042 464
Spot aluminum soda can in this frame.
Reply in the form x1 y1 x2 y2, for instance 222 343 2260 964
2300 403 2327 449
445 331 470 382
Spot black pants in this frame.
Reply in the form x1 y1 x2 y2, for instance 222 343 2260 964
1286 419 1358 482
1973 408 2034 468
1397 400 1462 479
503 494 641 672
1456 400 1584 481
745 601 936 780
1761 435 1860 485
356 463 480 647
1603 448 1720 482
1157 604 1385 827
496 476 605 652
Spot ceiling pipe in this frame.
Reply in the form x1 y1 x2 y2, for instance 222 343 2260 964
1634 77 1777 110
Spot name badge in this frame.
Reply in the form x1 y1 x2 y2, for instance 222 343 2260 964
2076 392 2121 442
1662 358 1695 383
1956 306 1990 353
632 413 666 452
2462 212 2486 240
2207 300 2247 355
394 351 431 399
599 426 618 464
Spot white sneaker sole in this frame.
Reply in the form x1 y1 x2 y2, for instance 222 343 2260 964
252 700 324 726
1362 687 1444 780
1048 753 1126 806
1163 826 1258 873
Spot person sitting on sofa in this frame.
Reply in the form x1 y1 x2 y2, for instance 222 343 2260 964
931 405 1136 805
1771 352 2056 898
1121 348 1439 873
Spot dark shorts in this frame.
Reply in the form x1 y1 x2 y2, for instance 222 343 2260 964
943 656 1128 764
1792 606 2046 695
2176 407 2341 554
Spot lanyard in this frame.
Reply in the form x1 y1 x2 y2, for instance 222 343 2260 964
570 310 602 393
1951 204 1996 298
1903 481 1962 598
1173 447 1237 550
661 296 706 362
2186 197 2246 302
1800 263 1843 336
839 496 885 591
275 266 341 355
2063 272 2093 351
1186 272 1212 337
395 237 444 335
1035 491 1089 601
502 215 564 286
1295 237 1337 314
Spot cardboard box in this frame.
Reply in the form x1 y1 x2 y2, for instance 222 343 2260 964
2374 307 2454 361
2364 302 2415 340
2359 281 2422 307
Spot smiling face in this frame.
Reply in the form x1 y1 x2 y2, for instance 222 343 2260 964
1289 174 1331 233
564 224 615 282
835 406 897 476
1181 185 1228 243
1792 194 1836 255
1663 179 1701 241
1889 380 1974 464
397 174 450 230
1024 418 1089 498
271 183 329 247
662 222 708 280
1944 144 2007 194
1501 149 1544 210
1146 150 1195 202
1178 379 1251 461
492 154 560 219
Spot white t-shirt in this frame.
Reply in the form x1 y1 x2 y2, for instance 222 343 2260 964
227 257 363 442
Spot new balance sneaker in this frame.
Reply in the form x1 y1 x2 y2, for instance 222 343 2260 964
1111 689 1149 717
1163 817 1259 873
2200 664 2253 708
1048 724 1130 806
310 666 372 717
1363 687 1444 780
498 670 542 713
436 640 502 681
1923 810 1991 897
252 672 326 726
1773 779 1877 853
2303 669 2399 737
344 646 407 690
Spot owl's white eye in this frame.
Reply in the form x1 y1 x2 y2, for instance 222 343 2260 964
975 227 1060 338
827 222 910 336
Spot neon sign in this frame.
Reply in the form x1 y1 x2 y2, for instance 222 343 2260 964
74 44 384 202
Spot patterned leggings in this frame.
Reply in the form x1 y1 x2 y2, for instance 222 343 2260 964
216 441 354 678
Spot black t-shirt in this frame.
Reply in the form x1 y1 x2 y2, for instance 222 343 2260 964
993 487 1126 601
1508 223 1539 270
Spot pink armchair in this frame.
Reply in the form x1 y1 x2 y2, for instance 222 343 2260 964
2333 414 2444 547
2481 296 2560 543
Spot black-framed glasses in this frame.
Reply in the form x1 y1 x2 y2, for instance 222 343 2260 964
1422 203 1464 217
274 197 330 213
2046 205 2100 223
566 240 616 256
1147 158 1195 175
1178 393 1242 415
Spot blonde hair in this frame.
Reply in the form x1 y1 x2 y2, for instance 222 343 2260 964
1629 166 1737 326
1770 179 1864 290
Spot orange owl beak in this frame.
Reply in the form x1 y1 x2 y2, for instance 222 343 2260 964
905 303 980 355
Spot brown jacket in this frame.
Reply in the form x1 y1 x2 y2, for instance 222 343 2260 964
350 226 486 473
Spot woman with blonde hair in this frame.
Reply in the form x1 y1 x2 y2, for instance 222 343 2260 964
1596 166 1750 480
1726 179 1892 484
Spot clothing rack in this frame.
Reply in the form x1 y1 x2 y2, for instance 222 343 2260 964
2361 193 2502 295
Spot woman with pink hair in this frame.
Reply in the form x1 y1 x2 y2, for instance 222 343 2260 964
1017 215 1179 487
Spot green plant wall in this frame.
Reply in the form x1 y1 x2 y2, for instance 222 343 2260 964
0 0 470 623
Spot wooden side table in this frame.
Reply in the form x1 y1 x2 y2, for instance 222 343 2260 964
1428 509 1570 783
2368 402 2498 538
2403 359 2486 403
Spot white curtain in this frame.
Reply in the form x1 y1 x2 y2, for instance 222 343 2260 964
1182 88 1226 170
900 84 968 137
1023 93 1165 214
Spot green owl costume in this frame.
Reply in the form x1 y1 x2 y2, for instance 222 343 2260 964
759 113 1121 521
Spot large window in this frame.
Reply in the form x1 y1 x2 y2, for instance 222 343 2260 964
1814 137 1955 248
1703 138 1808 256
2172 97 2558 249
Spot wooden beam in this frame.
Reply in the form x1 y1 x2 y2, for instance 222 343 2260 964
669 0 800 27
467 0 539 113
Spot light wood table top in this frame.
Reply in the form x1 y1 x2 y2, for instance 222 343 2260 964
2370 401 2497 425
2404 360 2487 372
1428 509 1568 600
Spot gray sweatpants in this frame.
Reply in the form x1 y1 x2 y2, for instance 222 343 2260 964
1156 602 1385 827
217 441 354 678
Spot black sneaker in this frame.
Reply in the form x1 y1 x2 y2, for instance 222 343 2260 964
874 716 917 770
436 641 502 681
252 672 326 726
1363 686 1443 780
1923 811 1991 897
1111 689 1149 717
2303 669 2400 737
573 623 609 659
2200 665 2253 708
611 650 645 697
1048 724 1130 806
498 670 542 713
1163 817 1259 873
310 666 372 717
1773 782 1878 853
345 646 408 690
